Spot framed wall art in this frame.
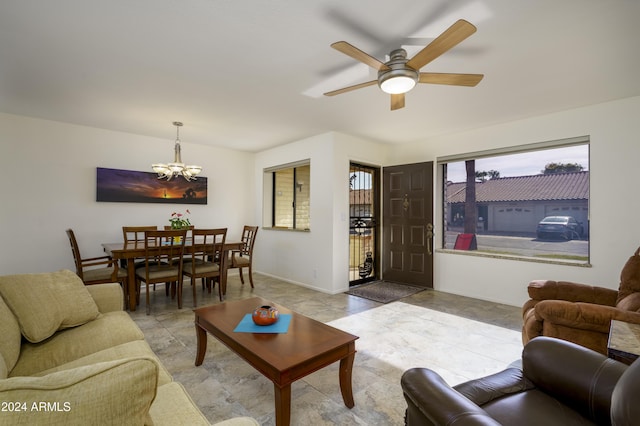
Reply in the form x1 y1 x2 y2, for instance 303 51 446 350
96 167 207 204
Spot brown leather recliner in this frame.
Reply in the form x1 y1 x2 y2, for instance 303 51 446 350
522 247 640 355
401 336 639 426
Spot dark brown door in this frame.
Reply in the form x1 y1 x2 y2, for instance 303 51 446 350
382 162 434 287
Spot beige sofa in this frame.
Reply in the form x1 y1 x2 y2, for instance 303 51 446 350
0 269 258 426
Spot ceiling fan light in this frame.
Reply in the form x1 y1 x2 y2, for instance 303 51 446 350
378 66 419 95
380 75 417 94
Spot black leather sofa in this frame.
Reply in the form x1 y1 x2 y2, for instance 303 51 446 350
401 336 639 425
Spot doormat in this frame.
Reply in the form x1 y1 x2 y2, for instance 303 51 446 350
345 281 425 304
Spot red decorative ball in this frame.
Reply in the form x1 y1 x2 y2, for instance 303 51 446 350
252 305 279 326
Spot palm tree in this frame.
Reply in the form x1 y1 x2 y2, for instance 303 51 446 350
464 160 477 234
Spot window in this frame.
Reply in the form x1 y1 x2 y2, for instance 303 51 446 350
263 161 310 230
439 137 589 264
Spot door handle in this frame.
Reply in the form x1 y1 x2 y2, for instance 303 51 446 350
426 223 434 255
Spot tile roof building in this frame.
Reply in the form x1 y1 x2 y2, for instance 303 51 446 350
445 171 589 235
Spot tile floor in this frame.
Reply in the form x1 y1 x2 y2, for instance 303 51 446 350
129 273 524 425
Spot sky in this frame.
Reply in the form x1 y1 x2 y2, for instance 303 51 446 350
445 145 589 183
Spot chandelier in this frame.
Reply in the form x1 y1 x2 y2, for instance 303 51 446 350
152 121 202 181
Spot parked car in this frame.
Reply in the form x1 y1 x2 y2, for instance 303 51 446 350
536 216 584 240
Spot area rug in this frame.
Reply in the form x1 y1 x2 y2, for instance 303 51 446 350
345 280 425 303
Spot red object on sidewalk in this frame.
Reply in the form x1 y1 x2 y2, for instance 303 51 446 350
454 233 477 250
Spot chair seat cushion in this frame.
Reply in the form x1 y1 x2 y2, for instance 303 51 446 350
482 389 596 426
186 262 220 275
617 292 640 312
83 267 126 283
0 270 100 343
232 256 250 267
136 265 181 281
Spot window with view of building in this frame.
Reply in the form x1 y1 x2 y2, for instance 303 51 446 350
263 161 310 230
439 137 589 264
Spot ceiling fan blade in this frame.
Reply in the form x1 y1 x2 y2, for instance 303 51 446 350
419 72 484 86
391 93 405 110
406 19 477 70
324 80 378 97
326 2 456 60
331 41 390 71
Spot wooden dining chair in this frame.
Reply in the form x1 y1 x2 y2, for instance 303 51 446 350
66 229 128 304
123 225 158 296
183 228 227 305
134 229 187 315
163 225 195 260
123 226 157 246
229 225 259 288
122 226 157 266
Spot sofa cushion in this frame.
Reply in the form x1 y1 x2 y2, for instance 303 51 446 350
0 357 158 426
616 247 640 305
11 311 144 377
0 270 99 343
0 357 7 381
84 283 124 313
0 294 21 378
33 340 172 386
150 382 211 426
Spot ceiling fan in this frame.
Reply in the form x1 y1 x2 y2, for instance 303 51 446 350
324 19 484 111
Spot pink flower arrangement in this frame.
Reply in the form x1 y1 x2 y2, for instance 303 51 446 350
169 209 191 229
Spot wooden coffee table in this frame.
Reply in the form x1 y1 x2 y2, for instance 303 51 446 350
194 297 359 426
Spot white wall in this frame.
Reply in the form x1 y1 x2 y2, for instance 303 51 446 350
253 132 390 294
332 132 392 292
389 96 640 306
253 133 334 292
253 96 639 305
3 96 638 307
0 113 254 274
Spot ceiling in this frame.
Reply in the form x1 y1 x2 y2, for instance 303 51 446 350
1 0 639 152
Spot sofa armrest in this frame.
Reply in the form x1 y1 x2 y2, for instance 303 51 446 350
534 300 640 332
0 357 158 426
523 337 627 425
527 280 618 306
401 368 502 426
85 283 123 313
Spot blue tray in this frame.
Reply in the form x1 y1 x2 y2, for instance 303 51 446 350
233 313 292 333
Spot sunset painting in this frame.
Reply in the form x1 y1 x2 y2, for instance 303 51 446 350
96 167 207 204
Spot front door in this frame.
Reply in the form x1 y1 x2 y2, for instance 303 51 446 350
382 162 434 287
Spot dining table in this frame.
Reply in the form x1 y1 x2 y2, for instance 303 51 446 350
102 240 244 311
